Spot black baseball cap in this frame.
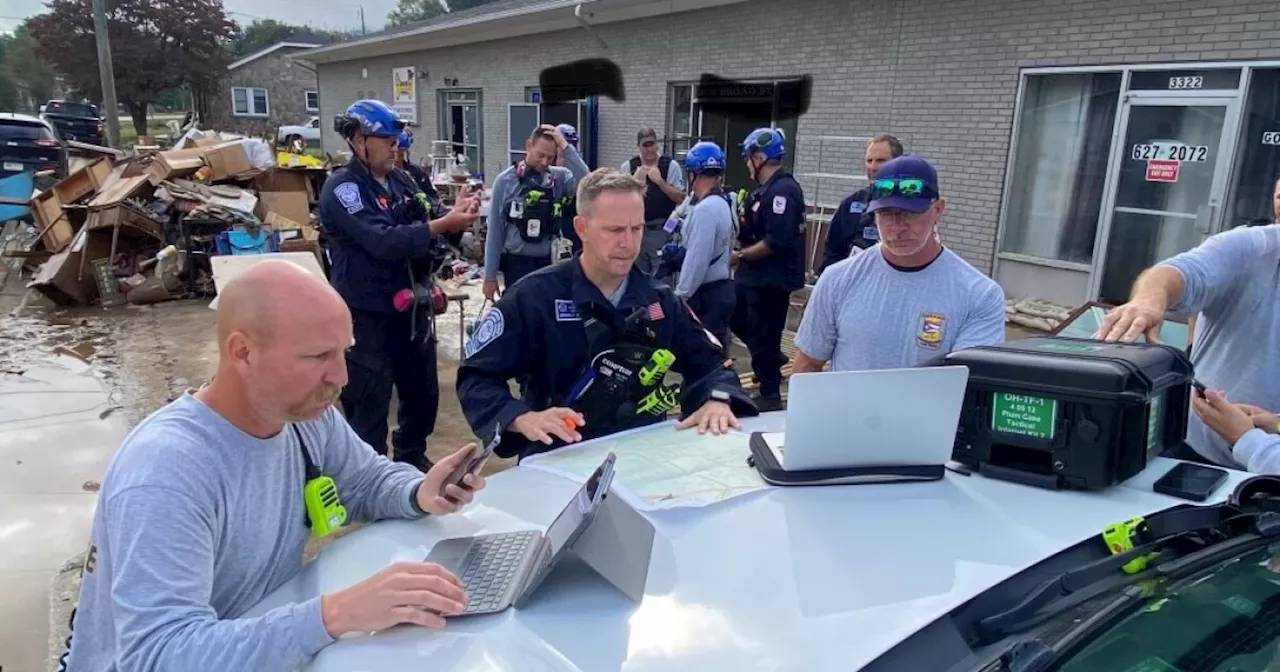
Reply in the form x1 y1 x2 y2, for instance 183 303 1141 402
867 155 941 214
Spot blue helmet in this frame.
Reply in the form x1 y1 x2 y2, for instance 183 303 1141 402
397 128 413 150
685 141 726 175
334 99 404 139
741 127 786 160
557 123 579 147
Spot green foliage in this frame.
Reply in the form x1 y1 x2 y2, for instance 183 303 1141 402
0 25 59 114
386 0 447 28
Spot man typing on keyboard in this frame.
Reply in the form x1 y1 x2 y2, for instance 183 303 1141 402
65 260 488 672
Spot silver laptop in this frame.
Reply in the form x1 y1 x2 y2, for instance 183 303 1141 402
424 452 617 616
763 366 969 471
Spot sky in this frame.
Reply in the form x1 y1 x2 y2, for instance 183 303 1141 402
0 0 401 34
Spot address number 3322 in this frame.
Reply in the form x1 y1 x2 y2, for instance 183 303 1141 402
1131 144 1209 162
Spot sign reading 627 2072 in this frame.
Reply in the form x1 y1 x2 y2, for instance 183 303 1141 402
1131 144 1208 162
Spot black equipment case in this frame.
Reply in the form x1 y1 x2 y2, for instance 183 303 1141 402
941 336 1194 491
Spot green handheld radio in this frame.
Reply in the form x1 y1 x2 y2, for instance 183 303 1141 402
294 425 347 537
638 349 676 387
636 384 681 416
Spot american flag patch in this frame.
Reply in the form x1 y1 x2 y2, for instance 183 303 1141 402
646 302 665 320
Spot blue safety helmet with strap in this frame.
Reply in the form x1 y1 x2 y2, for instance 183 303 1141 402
557 123 579 147
398 128 413 150
740 127 786 160
685 141 726 175
333 99 405 139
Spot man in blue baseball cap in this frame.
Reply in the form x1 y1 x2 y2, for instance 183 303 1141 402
792 154 1006 373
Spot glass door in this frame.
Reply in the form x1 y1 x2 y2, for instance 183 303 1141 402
1093 96 1238 303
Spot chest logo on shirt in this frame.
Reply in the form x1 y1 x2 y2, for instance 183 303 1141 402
772 195 787 214
335 182 363 214
554 299 581 322
917 312 947 349
850 201 866 214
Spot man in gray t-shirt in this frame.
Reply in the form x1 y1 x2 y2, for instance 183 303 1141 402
1096 224 1280 469
794 155 1006 373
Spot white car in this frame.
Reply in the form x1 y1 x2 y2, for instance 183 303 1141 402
243 411 1276 672
277 116 321 151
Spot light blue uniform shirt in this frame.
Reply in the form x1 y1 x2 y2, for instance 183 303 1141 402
66 393 427 672
1161 224 1280 468
483 146 589 279
674 193 735 298
795 246 1006 371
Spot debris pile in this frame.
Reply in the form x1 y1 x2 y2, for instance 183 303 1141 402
5 129 330 307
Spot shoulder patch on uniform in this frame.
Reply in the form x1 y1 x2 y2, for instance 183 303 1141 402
464 308 505 359
335 182 363 214
772 195 787 215
554 299 581 322
850 200 866 214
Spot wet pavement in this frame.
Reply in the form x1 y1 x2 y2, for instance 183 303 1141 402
0 277 496 671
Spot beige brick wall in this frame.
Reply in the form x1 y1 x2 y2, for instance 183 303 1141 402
316 0 1280 273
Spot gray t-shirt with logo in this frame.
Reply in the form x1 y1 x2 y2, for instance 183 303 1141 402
795 246 1007 371
1161 224 1280 469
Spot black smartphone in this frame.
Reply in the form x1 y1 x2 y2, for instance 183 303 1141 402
443 424 501 501
1153 462 1228 502
1191 378 1207 394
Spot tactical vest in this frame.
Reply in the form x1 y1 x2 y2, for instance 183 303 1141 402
506 163 557 243
630 156 677 223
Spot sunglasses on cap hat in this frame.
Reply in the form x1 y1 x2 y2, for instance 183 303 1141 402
871 178 935 199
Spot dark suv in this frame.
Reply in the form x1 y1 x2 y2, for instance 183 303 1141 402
0 113 69 180
40 100 103 143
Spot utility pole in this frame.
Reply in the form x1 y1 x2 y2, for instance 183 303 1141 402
359 6 366 35
91 0 120 148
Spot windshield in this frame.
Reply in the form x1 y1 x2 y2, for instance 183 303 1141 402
45 101 98 117
1056 546 1280 672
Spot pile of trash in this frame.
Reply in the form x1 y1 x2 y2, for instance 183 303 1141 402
7 128 331 307
1005 298 1073 332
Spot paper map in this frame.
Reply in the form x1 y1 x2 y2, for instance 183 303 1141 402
520 427 767 511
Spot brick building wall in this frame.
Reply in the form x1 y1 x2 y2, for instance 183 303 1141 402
207 48 319 138
316 0 1280 274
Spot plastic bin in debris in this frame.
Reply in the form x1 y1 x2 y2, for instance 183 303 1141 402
215 228 281 256
0 170 33 222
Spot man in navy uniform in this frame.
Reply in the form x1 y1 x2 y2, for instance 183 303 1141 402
319 99 479 469
819 134 903 275
729 127 807 412
457 168 757 461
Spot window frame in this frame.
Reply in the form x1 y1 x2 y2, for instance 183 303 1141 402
304 90 319 112
232 86 270 117
436 88 484 176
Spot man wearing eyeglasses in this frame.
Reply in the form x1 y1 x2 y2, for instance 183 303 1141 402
792 155 1006 373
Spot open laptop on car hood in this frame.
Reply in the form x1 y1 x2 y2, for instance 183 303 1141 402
242 414 1256 672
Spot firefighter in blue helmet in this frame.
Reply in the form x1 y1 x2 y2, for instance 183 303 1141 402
482 124 590 302
729 127 806 412
395 128 433 196
318 99 480 469
669 141 736 355
552 123 584 258
458 168 757 462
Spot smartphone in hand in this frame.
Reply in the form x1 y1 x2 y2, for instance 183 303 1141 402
1191 378 1208 395
443 425 501 500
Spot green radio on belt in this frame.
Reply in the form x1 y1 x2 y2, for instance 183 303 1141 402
292 424 347 537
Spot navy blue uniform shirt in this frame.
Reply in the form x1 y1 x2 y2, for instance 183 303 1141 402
319 160 437 313
456 258 758 460
737 170 806 291
820 186 878 274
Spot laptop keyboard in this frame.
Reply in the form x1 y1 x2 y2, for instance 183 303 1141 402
456 530 539 613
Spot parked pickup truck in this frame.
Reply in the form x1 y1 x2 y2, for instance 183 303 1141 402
40 100 103 144
277 116 321 152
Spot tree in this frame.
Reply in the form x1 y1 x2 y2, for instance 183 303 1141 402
386 0 446 28
442 0 500 12
0 25 59 113
231 19 296 56
27 0 238 136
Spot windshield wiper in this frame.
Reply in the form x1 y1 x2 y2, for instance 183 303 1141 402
987 530 1278 672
